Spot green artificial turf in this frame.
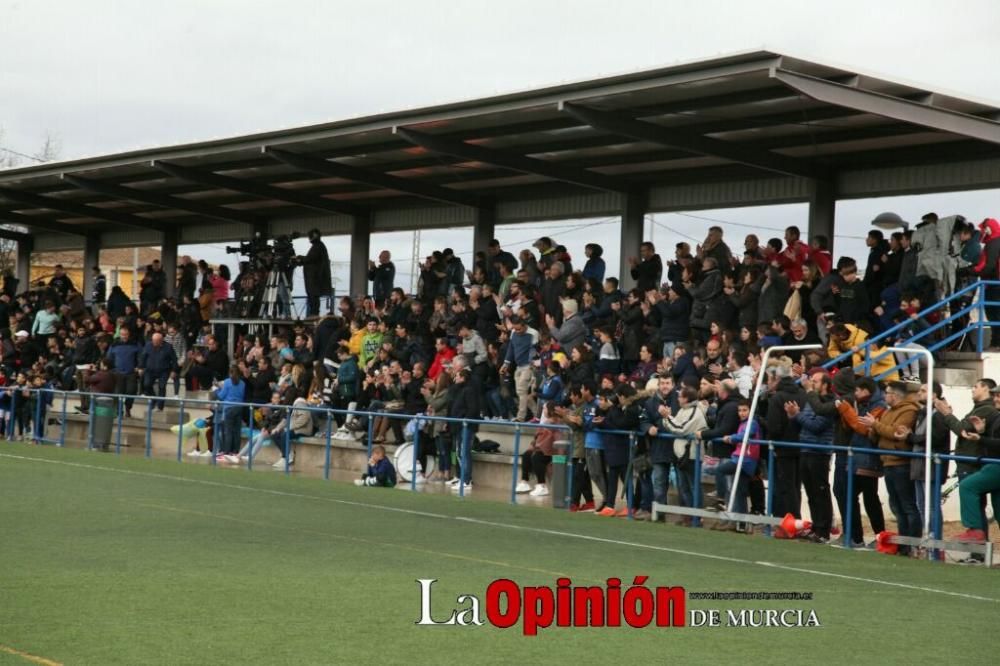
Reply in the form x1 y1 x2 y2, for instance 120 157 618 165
0 442 996 665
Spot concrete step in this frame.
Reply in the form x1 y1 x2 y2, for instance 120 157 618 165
934 367 980 387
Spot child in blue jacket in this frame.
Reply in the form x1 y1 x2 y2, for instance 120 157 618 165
355 445 397 487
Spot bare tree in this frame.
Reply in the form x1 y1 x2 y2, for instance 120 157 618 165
0 128 63 276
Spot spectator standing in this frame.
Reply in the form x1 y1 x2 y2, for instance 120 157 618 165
138 332 178 411
582 243 606 284
106 326 141 418
299 228 332 317
91 266 107 305
367 250 395 307
629 242 663 294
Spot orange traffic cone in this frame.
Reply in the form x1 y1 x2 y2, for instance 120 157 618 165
779 513 813 539
875 531 899 555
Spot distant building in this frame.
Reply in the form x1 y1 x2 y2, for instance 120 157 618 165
29 247 163 299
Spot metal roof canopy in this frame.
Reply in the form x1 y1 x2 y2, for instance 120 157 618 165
2 50 1000 251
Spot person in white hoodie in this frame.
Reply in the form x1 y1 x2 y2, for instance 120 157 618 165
657 386 708 517
727 350 757 398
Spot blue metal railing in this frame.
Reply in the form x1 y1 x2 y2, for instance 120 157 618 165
823 279 999 379
7 386 1000 562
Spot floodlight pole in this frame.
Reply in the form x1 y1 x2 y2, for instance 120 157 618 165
727 344 822 514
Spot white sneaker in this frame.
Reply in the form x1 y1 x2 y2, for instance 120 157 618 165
199 450 214 458
450 481 472 491
223 454 240 465
272 458 287 468
415 474 427 484
446 477 461 486
186 449 202 457
353 479 365 486
240 455 249 462
515 480 532 493
530 484 549 497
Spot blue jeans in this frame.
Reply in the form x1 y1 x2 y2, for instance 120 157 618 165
635 470 652 512
714 460 749 514
884 465 921 540
436 433 452 473
662 341 678 362
652 461 693 507
221 408 243 455
142 371 170 411
485 388 508 419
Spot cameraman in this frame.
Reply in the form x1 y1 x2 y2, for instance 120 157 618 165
298 228 331 317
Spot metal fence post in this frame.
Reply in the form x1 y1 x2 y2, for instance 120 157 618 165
366 416 375 458
692 440 702 528
283 405 292 474
114 396 123 455
510 424 522 505
844 451 855 548
247 405 256 471
765 443 776 537
410 424 420 491
977 281 986 353
8 390 15 440
625 432 636 520
458 421 469 498
86 398 95 451
932 455 944 562
59 392 68 447
176 401 185 462
145 400 153 458
323 411 333 481
33 390 42 443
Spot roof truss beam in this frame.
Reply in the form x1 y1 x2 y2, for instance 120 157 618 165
559 102 824 179
0 211 94 237
262 147 483 208
0 185 166 232
392 127 631 193
60 174 263 226
0 225 32 242
771 68 1000 146
151 160 366 217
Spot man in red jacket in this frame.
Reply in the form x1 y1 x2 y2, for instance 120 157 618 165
777 225 810 282
427 337 456 381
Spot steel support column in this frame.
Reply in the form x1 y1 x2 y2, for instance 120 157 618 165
82 235 101 303
350 214 372 298
619 190 646 289
16 236 33 289
808 179 837 256
472 205 496 261
161 227 179 298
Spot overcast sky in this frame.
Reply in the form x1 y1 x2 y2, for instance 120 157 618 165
3 0 999 297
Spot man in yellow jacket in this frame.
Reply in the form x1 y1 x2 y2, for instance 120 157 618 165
827 323 899 381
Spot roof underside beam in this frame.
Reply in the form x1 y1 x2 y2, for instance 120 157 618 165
0 210 94 237
392 127 632 194
262 147 483 208
771 68 1000 146
151 160 366 217
559 102 825 180
0 225 31 242
0 185 165 232
60 174 263 226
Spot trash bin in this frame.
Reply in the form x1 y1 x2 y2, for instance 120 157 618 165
92 397 116 451
551 440 570 509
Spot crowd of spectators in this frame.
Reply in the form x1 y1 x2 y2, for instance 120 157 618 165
4 213 1000 556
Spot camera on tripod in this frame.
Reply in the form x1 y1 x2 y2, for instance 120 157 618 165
227 231 302 319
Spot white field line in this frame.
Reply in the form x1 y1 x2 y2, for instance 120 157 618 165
2 451 997 604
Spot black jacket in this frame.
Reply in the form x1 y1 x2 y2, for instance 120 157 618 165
368 262 395 304
656 297 690 343
301 239 332 296
448 377 483 432
630 255 663 294
699 395 740 458
767 377 806 458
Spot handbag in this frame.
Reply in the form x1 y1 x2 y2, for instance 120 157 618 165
783 288 802 320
